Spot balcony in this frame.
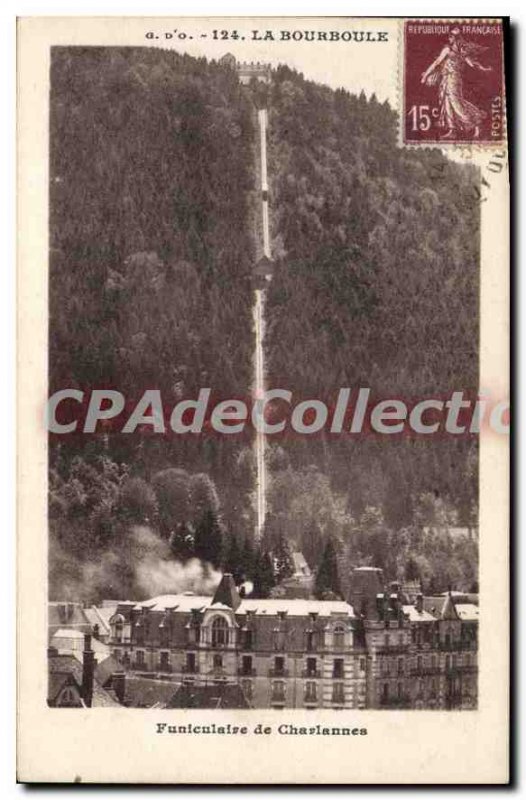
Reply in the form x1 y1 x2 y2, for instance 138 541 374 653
181 664 200 674
379 696 411 709
238 667 256 677
157 664 172 673
269 668 289 678
302 669 321 678
410 667 441 676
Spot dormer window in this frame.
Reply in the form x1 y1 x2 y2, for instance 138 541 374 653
333 625 345 650
211 616 228 647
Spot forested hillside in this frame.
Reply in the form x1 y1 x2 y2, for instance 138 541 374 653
49 49 479 602
49 47 258 599
262 67 479 589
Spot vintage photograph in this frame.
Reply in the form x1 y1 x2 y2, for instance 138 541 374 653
15 13 510 785
45 29 489 713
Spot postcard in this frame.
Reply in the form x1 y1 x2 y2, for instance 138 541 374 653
17 16 510 783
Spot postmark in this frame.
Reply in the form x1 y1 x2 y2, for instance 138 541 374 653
403 20 505 146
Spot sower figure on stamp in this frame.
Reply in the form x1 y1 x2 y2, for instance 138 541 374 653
421 27 492 139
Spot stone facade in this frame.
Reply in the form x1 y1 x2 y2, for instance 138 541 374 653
106 568 478 710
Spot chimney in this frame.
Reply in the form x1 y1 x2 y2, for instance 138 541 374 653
109 671 126 704
81 633 95 708
415 594 424 613
93 623 100 640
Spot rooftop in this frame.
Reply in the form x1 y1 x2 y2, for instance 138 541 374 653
48 654 121 707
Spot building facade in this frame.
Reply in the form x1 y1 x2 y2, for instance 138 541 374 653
105 568 478 710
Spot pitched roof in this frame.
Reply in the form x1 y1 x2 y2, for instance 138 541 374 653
402 605 436 623
238 598 353 617
83 604 117 636
123 676 181 708
48 602 93 634
441 593 460 620
212 574 241 610
48 654 121 707
94 655 123 687
455 603 479 621
50 629 110 663
165 683 250 709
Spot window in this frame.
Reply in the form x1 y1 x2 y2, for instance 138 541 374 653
384 633 390 647
211 616 228 647
273 656 286 676
381 683 389 703
244 629 253 650
305 682 317 703
305 657 317 677
397 682 403 700
271 681 286 703
115 620 123 642
359 657 366 672
333 658 344 679
417 655 423 674
332 682 345 704
60 687 80 707
397 657 404 675
241 680 253 700
159 651 170 671
186 625 199 645
213 653 223 670
333 626 345 650
185 652 197 673
305 631 315 652
135 650 145 667
160 625 170 647
241 655 253 676
134 624 144 646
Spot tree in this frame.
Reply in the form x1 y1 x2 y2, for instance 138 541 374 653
252 549 276 598
405 555 420 582
169 522 195 561
239 533 256 581
152 468 190 536
314 538 341 599
273 532 294 583
118 477 157 523
223 532 243 584
189 473 219 527
193 510 223 569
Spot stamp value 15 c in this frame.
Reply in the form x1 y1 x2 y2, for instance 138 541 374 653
403 20 505 146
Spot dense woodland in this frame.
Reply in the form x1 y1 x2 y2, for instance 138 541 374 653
49 48 479 603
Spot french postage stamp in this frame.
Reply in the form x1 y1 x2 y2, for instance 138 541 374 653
403 20 505 146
